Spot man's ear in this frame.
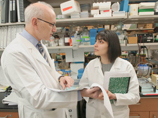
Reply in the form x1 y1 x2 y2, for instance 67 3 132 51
32 17 38 30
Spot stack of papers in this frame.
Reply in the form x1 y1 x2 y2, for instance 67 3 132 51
48 84 114 118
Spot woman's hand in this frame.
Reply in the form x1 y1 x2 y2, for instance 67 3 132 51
98 90 117 100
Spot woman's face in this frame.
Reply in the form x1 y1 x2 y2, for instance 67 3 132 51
94 38 108 57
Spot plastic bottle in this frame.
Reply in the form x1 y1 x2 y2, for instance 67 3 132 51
81 27 90 45
74 31 81 45
71 36 75 46
77 68 85 79
64 29 70 46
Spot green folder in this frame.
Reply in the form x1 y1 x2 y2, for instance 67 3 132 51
108 77 130 94
104 71 131 104
108 77 130 104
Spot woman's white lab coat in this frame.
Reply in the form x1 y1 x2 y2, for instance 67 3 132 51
79 57 140 118
1 34 78 118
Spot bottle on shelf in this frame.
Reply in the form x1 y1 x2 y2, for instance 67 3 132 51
81 27 90 45
74 31 81 45
64 29 70 46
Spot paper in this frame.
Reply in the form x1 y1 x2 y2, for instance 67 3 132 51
48 83 114 118
104 71 131 90
2 91 18 105
91 83 114 118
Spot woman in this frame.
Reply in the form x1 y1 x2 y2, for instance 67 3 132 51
79 30 140 118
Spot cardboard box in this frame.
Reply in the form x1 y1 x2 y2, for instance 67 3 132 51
145 24 153 28
128 37 138 44
137 24 153 29
60 0 81 15
151 74 158 89
104 25 110 30
138 24 146 28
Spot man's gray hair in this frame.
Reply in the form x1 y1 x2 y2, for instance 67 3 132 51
24 1 54 24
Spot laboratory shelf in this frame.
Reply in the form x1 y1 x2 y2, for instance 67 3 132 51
1 14 158 27
123 28 154 31
0 43 158 54
147 59 158 64
127 43 158 50
0 22 25 26
125 15 158 24
0 16 127 27
56 15 127 27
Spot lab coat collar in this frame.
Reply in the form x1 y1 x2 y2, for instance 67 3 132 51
94 57 122 70
16 33 51 69
111 57 122 70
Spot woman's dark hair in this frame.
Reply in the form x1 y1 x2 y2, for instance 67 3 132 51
96 30 121 63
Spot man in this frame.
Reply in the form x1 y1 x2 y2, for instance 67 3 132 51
1 2 100 118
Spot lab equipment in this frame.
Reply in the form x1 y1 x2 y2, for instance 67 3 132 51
151 74 158 89
112 2 120 12
77 68 84 79
81 27 90 45
137 64 151 77
139 78 156 94
60 0 81 15
129 4 138 16
120 0 129 12
98 28 104 33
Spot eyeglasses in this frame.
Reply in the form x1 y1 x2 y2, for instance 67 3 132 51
37 18 56 27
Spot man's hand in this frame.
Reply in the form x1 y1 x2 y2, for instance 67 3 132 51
81 87 101 99
59 76 74 90
98 90 116 100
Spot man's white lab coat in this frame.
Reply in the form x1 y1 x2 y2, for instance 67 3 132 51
79 57 140 118
1 34 78 118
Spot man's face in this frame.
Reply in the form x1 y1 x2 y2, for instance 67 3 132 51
37 10 56 41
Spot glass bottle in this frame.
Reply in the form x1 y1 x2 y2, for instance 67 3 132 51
64 29 70 46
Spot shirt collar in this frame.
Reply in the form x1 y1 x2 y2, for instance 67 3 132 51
20 29 39 48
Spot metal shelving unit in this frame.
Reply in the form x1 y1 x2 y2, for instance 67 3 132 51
0 43 158 54
0 16 127 27
123 28 154 31
1 15 158 26
0 22 25 26
56 15 127 27
125 15 158 24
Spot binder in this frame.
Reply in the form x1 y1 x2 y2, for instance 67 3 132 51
1 0 9 23
0 0 2 24
3 26 8 48
7 26 11 46
0 28 2 48
108 77 130 94
104 71 131 93
104 71 131 103
16 0 30 22
0 27 4 48
12 0 17 22
9 0 13 23
16 0 24 22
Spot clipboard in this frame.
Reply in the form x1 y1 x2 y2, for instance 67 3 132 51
104 71 131 94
